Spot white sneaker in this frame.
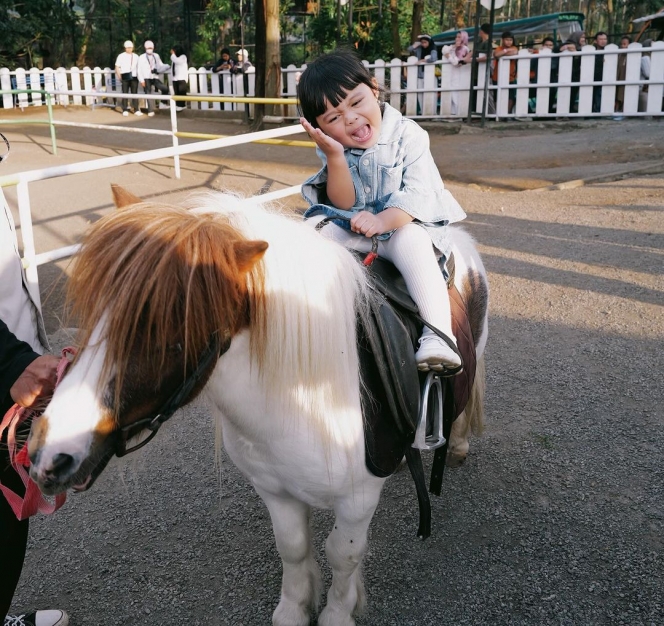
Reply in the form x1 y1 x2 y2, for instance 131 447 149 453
122 110 129 116
147 111 155 117
134 110 144 116
4 609 69 626
415 333 462 372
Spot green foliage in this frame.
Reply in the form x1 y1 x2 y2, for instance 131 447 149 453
0 0 78 68
305 0 443 62
191 40 215 68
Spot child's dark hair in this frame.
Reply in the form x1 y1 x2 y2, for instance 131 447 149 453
172 44 185 57
297 48 376 128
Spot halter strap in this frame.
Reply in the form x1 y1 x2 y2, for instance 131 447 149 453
116 331 231 457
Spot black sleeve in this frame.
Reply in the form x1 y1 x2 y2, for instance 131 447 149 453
0 318 39 414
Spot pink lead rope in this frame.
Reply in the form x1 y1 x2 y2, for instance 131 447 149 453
0 347 76 520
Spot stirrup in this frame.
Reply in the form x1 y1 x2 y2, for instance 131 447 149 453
412 371 446 451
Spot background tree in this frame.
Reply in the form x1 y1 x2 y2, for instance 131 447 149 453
410 0 425 43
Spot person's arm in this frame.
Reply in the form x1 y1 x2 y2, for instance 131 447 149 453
115 55 122 80
350 207 413 237
300 118 355 209
0 318 39 406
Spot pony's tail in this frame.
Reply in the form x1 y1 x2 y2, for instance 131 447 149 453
466 355 486 436
447 354 485 467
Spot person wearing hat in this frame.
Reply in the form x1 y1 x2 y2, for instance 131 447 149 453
231 48 253 75
114 40 140 116
137 40 171 116
407 34 439 114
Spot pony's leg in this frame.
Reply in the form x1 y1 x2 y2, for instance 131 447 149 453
319 483 383 626
256 488 320 626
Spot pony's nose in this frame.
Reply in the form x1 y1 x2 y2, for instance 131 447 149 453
43 453 75 479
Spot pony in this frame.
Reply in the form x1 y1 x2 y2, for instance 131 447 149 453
27 190 488 626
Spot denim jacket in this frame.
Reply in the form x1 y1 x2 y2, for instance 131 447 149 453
302 103 465 255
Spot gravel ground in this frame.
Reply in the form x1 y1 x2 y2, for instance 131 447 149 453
5 110 664 625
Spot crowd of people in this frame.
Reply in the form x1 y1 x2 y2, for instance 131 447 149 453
113 41 253 116
407 25 657 119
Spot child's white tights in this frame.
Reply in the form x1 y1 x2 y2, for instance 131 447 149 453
319 222 460 370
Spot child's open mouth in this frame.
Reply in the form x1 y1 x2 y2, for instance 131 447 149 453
351 124 372 143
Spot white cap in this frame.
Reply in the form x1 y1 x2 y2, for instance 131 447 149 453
144 40 154 50
124 40 133 48
236 48 248 59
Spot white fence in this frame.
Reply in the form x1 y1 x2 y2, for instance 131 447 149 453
0 124 304 310
1 42 663 119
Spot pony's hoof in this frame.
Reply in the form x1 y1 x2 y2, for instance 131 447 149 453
318 607 356 626
272 600 310 626
446 451 467 467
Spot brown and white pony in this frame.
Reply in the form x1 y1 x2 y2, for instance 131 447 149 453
27 191 488 626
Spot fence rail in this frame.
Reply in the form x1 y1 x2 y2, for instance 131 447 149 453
1 42 663 120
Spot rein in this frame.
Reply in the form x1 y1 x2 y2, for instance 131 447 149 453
115 332 231 457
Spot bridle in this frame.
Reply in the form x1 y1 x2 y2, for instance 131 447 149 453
115 331 232 457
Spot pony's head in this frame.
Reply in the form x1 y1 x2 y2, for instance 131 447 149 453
28 197 267 495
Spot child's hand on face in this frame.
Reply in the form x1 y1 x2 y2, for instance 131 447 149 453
350 211 384 238
300 118 345 159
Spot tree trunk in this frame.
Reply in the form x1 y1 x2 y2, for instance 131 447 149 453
410 0 424 44
252 0 266 131
390 0 401 58
454 0 465 29
586 0 596 38
76 0 96 67
606 0 615 38
265 0 281 117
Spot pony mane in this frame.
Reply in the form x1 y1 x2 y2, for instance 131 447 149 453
191 194 369 440
67 202 265 410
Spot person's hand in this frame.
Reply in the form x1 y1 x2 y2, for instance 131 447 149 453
300 118 345 160
350 211 385 238
10 355 60 408
141 81 145 87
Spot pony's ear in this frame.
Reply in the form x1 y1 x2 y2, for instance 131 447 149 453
111 184 142 209
234 239 268 272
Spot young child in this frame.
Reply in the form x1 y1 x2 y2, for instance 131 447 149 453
297 49 466 372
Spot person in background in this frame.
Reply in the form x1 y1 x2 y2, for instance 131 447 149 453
492 31 519 115
407 34 439 114
443 31 469 116
560 31 586 113
463 23 495 114
638 39 653 113
592 31 608 112
170 44 188 111
527 36 557 114
232 48 253 74
212 48 237 74
212 48 237 95
614 35 631 118
1 183 66 626
137 40 170 117
114 40 139 117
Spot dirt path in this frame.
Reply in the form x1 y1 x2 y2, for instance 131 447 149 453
3 108 663 625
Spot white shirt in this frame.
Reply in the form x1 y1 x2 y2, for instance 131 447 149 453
114 51 139 76
170 53 189 81
137 52 170 82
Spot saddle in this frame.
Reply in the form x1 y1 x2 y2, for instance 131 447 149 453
354 252 477 539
